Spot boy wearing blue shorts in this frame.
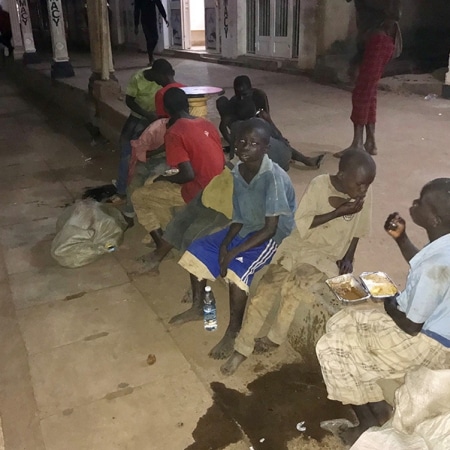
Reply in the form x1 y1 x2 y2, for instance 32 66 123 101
169 118 296 359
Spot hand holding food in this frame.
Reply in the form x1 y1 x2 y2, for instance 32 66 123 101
384 212 406 239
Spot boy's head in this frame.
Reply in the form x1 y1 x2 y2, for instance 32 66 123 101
337 149 376 199
163 87 189 116
151 59 175 86
234 75 252 99
410 178 450 232
234 118 271 165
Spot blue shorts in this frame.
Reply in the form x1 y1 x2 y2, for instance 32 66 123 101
183 227 278 292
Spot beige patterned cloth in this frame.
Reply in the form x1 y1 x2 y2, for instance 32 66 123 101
131 180 185 232
316 308 450 406
234 261 327 357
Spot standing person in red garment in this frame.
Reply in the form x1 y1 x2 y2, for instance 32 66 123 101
134 0 169 66
0 5 13 56
335 0 401 158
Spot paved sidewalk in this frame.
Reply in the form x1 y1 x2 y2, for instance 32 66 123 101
1 52 450 449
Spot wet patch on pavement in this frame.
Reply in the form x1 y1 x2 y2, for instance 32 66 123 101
187 363 353 450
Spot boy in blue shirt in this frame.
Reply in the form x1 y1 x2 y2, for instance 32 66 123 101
316 178 450 445
170 118 296 359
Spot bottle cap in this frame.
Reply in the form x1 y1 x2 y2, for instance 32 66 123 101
205 286 211 292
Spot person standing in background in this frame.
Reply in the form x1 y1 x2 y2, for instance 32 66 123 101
134 0 169 66
0 5 13 57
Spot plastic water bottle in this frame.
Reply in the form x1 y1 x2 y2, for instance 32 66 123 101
203 286 217 331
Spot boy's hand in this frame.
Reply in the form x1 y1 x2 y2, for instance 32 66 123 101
335 197 364 217
384 212 406 239
336 258 353 275
219 244 230 278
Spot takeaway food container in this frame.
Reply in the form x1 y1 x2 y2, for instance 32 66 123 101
359 271 399 300
326 274 371 304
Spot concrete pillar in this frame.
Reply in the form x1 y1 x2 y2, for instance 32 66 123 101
297 0 318 70
443 51 450 99
86 0 115 88
46 0 74 78
5 0 24 59
16 0 40 63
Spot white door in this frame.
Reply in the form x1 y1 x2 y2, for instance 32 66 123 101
255 0 292 58
204 0 219 51
169 0 190 49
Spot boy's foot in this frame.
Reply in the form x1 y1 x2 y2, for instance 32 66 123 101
169 306 203 325
306 154 325 169
253 336 279 354
106 193 126 205
333 144 364 158
364 142 378 155
220 351 247 375
209 331 238 360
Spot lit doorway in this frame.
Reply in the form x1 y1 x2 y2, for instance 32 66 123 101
168 0 219 52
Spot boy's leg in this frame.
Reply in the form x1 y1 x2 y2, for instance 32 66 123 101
209 283 248 360
209 238 279 360
131 180 185 240
221 264 287 375
170 228 229 324
123 154 167 219
262 264 325 351
169 274 206 325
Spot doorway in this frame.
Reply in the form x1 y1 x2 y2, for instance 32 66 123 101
168 0 219 52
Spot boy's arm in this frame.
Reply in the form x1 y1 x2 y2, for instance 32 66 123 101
384 213 419 263
384 297 423 336
336 237 359 274
219 216 279 277
310 196 365 229
153 161 194 184
125 95 158 122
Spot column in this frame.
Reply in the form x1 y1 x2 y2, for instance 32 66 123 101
46 0 74 78
6 0 24 59
16 0 40 63
297 0 318 70
86 0 114 86
443 51 450 99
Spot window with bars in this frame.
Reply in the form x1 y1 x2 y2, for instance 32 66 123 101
258 0 270 36
246 0 256 53
275 0 288 37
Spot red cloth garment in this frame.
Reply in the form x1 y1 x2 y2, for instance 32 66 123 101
129 118 169 182
165 118 225 203
155 82 186 117
351 33 394 125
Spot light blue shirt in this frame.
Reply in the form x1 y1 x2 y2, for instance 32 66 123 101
231 155 296 245
396 233 450 347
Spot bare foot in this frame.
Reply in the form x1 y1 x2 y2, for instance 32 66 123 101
138 251 162 271
253 336 279 354
333 144 364 158
181 288 193 303
364 142 378 155
169 306 203 325
307 154 325 169
220 351 247 376
209 331 238 360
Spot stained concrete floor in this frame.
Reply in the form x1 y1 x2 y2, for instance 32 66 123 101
0 54 450 450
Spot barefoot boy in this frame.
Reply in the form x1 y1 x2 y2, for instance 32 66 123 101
221 149 376 375
170 118 296 359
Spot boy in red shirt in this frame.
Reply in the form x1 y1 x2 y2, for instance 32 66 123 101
131 88 225 250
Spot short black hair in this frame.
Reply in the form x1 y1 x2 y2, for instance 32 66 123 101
234 75 252 90
421 178 450 224
236 118 271 145
163 87 189 115
152 59 175 76
339 149 376 176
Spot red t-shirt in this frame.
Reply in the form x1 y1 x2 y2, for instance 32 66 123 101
165 118 225 203
155 82 186 117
